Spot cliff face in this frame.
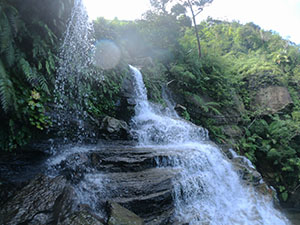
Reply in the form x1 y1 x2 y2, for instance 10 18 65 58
252 86 293 114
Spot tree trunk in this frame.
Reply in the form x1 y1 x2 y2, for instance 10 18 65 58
187 0 201 58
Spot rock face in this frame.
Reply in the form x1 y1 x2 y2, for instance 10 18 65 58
100 116 131 140
253 86 293 114
108 202 144 225
227 149 277 199
0 171 145 225
0 175 69 225
1 143 278 225
57 146 177 225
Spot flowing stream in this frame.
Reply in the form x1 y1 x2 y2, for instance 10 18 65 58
129 65 290 224
0 1 295 224
49 1 290 224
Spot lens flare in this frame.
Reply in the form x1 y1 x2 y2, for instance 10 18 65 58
93 40 121 70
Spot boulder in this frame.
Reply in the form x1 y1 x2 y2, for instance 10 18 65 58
232 156 262 186
100 116 130 140
0 173 108 225
253 86 293 114
230 152 277 200
0 175 68 225
53 185 77 224
58 152 90 184
107 202 144 225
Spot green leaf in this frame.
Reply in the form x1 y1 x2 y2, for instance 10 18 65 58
281 191 288 201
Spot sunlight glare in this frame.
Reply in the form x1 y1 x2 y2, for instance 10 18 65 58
94 40 121 70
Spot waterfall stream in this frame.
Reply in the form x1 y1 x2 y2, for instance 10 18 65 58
129 65 290 224
49 1 290 223
0 1 296 224
53 0 95 142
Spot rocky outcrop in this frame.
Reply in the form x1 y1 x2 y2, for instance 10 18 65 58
0 175 70 225
0 171 147 225
227 149 276 199
100 116 131 140
108 202 144 225
252 86 293 114
56 147 177 224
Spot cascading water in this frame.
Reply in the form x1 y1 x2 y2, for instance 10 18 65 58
54 0 95 142
130 65 208 145
129 65 290 224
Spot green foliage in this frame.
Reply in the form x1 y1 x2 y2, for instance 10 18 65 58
181 109 190 120
141 63 167 104
237 115 300 201
27 90 52 130
0 60 16 112
0 0 71 151
85 64 129 118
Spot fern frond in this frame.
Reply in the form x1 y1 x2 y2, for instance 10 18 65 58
6 5 18 36
19 57 49 94
19 57 36 84
6 42 15 66
37 73 49 94
0 60 16 112
0 11 12 53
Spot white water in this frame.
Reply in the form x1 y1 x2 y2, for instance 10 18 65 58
54 0 95 142
130 65 208 145
130 65 290 225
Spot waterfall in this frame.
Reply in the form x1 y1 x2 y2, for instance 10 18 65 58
129 65 290 224
54 0 95 142
130 65 208 145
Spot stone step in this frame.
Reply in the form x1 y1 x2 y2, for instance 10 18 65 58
103 168 178 225
88 147 171 173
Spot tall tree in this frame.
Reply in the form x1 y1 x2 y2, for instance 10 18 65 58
182 0 213 58
149 0 213 58
150 0 169 14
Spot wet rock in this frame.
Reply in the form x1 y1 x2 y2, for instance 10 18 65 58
83 147 177 224
58 152 90 184
59 211 105 225
0 175 67 225
232 156 262 186
104 168 177 224
100 116 130 140
117 73 137 122
53 185 77 224
0 181 20 206
107 202 144 225
88 148 165 173
253 86 293 114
